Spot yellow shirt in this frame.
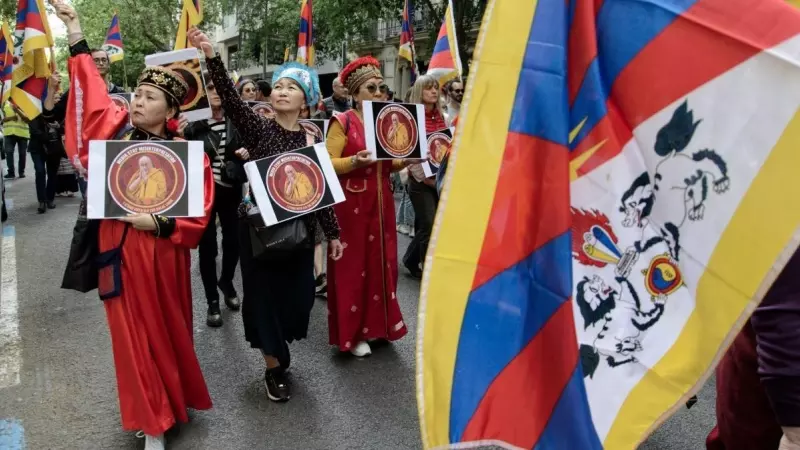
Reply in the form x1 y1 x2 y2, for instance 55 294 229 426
3 103 30 139
285 172 314 203
326 111 405 175
128 169 167 205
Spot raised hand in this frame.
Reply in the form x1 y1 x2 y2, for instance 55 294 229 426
47 0 81 34
187 27 216 58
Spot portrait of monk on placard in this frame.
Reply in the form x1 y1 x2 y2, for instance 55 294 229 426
283 164 314 205
387 113 410 152
127 155 167 205
433 140 449 164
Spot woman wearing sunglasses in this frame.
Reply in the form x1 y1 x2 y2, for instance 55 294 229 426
238 79 258 101
325 57 413 357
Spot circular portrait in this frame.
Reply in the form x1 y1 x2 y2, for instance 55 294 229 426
110 94 131 113
251 102 276 119
427 132 451 168
266 153 325 214
164 59 205 110
107 143 187 215
376 105 418 158
299 120 324 143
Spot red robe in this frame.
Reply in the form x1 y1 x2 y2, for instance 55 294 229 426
327 110 408 351
65 51 214 435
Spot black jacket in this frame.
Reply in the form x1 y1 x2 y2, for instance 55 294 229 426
43 82 125 124
184 117 246 185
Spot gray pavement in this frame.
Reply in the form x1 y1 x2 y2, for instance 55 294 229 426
0 161 716 449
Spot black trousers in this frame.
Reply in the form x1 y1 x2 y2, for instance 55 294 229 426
403 177 439 269
198 183 241 304
4 135 28 176
30 151 61 203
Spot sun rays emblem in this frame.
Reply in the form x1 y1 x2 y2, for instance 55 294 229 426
642 253 684 300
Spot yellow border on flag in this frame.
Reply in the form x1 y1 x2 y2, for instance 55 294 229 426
415 0 538 448
605 108 800 448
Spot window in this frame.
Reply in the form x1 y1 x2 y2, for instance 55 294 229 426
228 45 239 69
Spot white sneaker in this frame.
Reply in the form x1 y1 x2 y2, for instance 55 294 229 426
350 341 372 357
144 434 165 450
409 228 415 238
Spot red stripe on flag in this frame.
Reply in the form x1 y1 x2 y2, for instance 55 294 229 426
567 0 604 103
472 133 570 290
461 300 579 447
570 102 631 176
612 0 800 132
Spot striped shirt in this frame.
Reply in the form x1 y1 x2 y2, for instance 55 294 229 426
208 120 232 187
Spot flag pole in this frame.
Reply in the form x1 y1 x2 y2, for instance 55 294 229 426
116 11 129 91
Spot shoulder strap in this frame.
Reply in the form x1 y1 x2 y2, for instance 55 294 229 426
118 224 130 248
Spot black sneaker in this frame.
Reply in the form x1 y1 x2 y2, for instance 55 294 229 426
37 202 46 214
206 301 223 327
218 282 240 311
404 262 422 279
17 174 25 179
315 274 327 295
264 367 290 402
47 201 56 209
4 174 15 179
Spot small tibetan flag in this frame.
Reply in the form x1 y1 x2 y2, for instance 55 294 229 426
296 0 315 66
102 13 124 63
425 0 461 84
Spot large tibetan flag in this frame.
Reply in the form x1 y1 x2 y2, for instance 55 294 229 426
11 0 54 120
418 0 800 449
102 14 124 63
425 0 461 84
398 0 418 82
0 21 13 104
296 0 314 66
174 0 202 51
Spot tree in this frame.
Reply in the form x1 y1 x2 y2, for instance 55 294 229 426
51 0 222 88
416 0 487 77
222 0 404 68
0 0 14 24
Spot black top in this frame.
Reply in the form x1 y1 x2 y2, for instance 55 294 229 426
206 55 341 241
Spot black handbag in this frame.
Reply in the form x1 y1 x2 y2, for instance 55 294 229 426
247 213 310 260
61 200 100 293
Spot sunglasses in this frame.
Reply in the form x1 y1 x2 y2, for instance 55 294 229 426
243 87 257 93
365 83 389 94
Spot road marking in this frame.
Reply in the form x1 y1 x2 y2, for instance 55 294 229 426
0 225 20 389
0 419 25 449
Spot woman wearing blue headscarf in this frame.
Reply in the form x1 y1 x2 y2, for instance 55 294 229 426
189 27 344 403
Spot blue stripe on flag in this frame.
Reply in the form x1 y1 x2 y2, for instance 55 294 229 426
449 233 572 442
432 35 449 55
533 366 603 450
569 0 698 146
108 32 121 40
508 0 568 144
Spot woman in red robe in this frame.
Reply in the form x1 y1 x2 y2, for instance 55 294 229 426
325 58 414 357
50 3 213 449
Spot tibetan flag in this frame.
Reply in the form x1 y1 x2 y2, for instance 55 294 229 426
231 70 240 85
102 14 124 63
174 0 202 51
0 21 13 104
296 0 315 66
11 0 54 120
398 0 418 82
418 0 800 449
425 0 461 84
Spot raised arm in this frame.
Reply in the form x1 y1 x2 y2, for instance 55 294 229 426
49 0 126 173
188 27 268 151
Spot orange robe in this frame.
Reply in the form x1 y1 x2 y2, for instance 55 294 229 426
65 44 214 435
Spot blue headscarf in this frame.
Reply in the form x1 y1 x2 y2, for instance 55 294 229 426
271 62 321 108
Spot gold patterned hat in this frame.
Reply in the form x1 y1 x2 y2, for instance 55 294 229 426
339 56 383 95
137 66 190 104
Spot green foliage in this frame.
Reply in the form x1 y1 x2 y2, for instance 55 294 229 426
0 0 15 24
222 0 403 67
50 0 222 89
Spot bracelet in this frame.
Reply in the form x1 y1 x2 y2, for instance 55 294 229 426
151 214 160 236
350 155 357 168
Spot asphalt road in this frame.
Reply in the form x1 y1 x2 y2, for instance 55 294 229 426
0 162 717 449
